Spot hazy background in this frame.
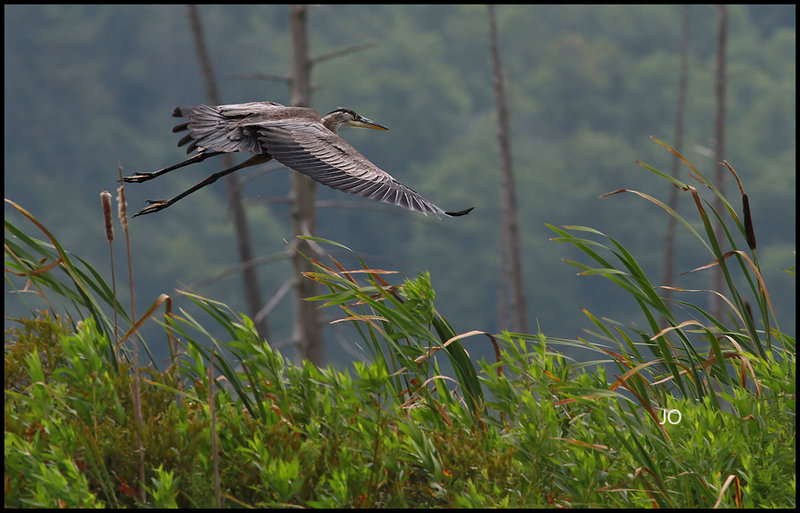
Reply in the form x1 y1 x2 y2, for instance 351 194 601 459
4 5 795 368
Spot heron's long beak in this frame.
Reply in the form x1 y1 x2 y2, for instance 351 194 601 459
352 116 389 131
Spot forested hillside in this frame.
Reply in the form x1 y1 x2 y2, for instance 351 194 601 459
4 5 795 367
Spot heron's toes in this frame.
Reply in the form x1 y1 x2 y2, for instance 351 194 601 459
123 172 158 183
133 200 169 217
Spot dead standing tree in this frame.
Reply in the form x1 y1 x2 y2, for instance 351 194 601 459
236 5 376 365
662 5 690 308
185 5 269 341
185 6 376 365
287 4 323 366
488 5 528 334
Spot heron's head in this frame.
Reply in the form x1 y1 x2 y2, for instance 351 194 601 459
322 108 389 134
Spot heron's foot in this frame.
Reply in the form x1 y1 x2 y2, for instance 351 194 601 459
133 200 170 217
123 172 159 183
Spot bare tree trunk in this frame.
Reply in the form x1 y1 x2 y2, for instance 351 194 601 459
497 227 510 329
185 5 269 341
288 4 323 365
662 5 690 307
710 5 728 318
488 5 528 333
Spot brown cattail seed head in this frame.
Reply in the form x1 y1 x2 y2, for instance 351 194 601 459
116 184 128 231
101 190 114 242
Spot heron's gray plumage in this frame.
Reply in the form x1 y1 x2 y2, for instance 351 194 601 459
126 101 473 217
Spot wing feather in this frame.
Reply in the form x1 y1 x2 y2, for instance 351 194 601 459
255 122 445 216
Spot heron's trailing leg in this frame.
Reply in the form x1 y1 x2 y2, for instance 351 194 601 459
133 154 272 216
123 150 225 183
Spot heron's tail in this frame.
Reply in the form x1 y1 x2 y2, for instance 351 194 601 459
171 105 262 154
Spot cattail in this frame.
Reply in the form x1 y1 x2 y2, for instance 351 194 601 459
101 189 119 359
101 190 114 242
743 194 756 250
116 164 129 231
722 161 756 251
116 165 142 503
116 184 128 231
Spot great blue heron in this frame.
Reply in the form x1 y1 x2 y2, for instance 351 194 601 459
124 101 473 218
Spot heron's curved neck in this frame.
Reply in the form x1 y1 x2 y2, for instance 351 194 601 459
321 112 349 134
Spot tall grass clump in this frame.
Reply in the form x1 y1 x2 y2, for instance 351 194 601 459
532 139 795 507
4 141 794 507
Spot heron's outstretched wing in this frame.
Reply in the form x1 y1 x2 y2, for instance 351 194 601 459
256 122 450 217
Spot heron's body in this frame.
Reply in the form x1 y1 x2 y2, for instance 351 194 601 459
125 101 472 218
